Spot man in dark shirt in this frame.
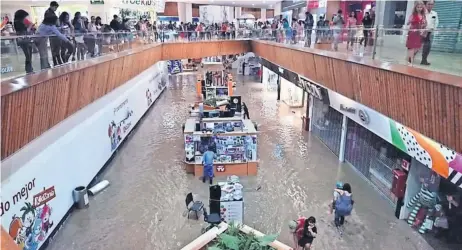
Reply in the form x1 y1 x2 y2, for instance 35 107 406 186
110 15 121 31
360 12 373 47
43 1 59 25
304 11 314 47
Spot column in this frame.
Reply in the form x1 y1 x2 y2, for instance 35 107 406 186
274 2 282 17
177 2 186 23
185 3 193 23
338 115 348 162
88 3 111 24
308 96 313 132
261 8 267 21
235 7 242 19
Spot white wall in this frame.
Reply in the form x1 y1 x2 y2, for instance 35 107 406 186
0 61 168 250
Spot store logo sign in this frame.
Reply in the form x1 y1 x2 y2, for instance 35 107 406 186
121 0 155 6
340 104 356 114
298 76 322 100
358 109 370 125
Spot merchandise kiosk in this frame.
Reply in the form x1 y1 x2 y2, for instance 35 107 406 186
196 71 235 100
183 117 258 176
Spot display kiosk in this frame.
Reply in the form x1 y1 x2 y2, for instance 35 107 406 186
196 71 235 100
183 117 258 176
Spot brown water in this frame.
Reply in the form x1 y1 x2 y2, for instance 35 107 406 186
47 72 434 250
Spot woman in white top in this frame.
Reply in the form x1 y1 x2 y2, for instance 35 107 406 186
86 16 98 57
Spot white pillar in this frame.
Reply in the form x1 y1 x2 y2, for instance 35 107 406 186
178 2 186 23
274 2 282 17
235 7 242 19
261 8 267 21
88 4 111 24
185 3 193 23
404 0 416 25
339 115 348 162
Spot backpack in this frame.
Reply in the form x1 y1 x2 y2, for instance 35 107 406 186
335 193 353 216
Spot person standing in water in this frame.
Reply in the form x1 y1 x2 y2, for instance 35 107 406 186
242 102 250 119
202 145 215 184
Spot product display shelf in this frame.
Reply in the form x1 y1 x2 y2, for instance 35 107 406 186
183 118 259 176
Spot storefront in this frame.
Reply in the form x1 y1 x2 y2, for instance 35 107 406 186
280 77 304 107
281 0 307 21
261 66 279 91
311 97 343 156
402 159 462 247
339 0 375 23
308 81 462 229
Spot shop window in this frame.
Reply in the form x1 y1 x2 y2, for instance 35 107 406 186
404 162 462 248
345 118 411 204
311 98 343 156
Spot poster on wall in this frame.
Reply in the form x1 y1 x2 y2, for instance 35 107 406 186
167 60 182 75
2 180 57 250
1 61 169 250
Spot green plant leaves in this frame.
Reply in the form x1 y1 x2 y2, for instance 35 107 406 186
258 234 278 246
220 234 240 250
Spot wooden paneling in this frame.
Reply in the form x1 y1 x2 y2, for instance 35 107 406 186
159 2 178 16
251 40 462 153
161 40 251 60
0 40 250 159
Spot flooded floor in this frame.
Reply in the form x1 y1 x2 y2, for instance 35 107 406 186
47 73 434 250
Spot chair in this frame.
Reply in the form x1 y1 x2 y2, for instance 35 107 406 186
201 207 223 233
185 193 204 220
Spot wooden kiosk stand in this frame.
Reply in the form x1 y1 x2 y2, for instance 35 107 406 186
183 117 258 176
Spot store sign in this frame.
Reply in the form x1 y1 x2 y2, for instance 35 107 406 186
340 104 356 114
216 165 226 172
298 76 322 100
121 0 155 6
358 109 370 125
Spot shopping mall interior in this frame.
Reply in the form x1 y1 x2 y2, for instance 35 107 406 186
1 1 462 250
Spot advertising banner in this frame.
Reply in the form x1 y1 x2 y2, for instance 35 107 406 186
1 61 168 250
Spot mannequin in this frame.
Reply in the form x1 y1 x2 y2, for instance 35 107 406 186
407 180 438 234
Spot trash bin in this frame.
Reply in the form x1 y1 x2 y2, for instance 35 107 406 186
73 186 89 209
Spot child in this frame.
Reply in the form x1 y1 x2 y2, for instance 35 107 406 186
298 216 317 249
329 182 343 214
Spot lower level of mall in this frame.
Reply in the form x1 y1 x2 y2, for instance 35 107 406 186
37 72 458 250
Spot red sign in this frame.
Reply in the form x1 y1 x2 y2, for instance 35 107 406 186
33 186 56 208
216 165 226 172
401 159 410 171
307 0 319 9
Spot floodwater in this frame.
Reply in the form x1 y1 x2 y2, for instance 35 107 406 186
47 72 434 250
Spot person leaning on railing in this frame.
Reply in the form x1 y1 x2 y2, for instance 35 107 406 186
37 11 73 70
13 9 37 73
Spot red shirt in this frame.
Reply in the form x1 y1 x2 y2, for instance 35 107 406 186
295 217 306 239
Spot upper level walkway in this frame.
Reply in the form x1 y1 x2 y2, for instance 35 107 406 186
1 31 461 160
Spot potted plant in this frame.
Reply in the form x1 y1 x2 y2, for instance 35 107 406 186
208 224 277 250
181 222 293 250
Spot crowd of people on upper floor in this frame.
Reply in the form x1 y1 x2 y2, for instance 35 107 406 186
0 0 440 75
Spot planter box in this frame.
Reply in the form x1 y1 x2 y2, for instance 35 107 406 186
181 222 293 250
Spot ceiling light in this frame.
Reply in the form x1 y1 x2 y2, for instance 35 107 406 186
252 4 255 6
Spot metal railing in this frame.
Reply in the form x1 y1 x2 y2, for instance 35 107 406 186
1 27 461 80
